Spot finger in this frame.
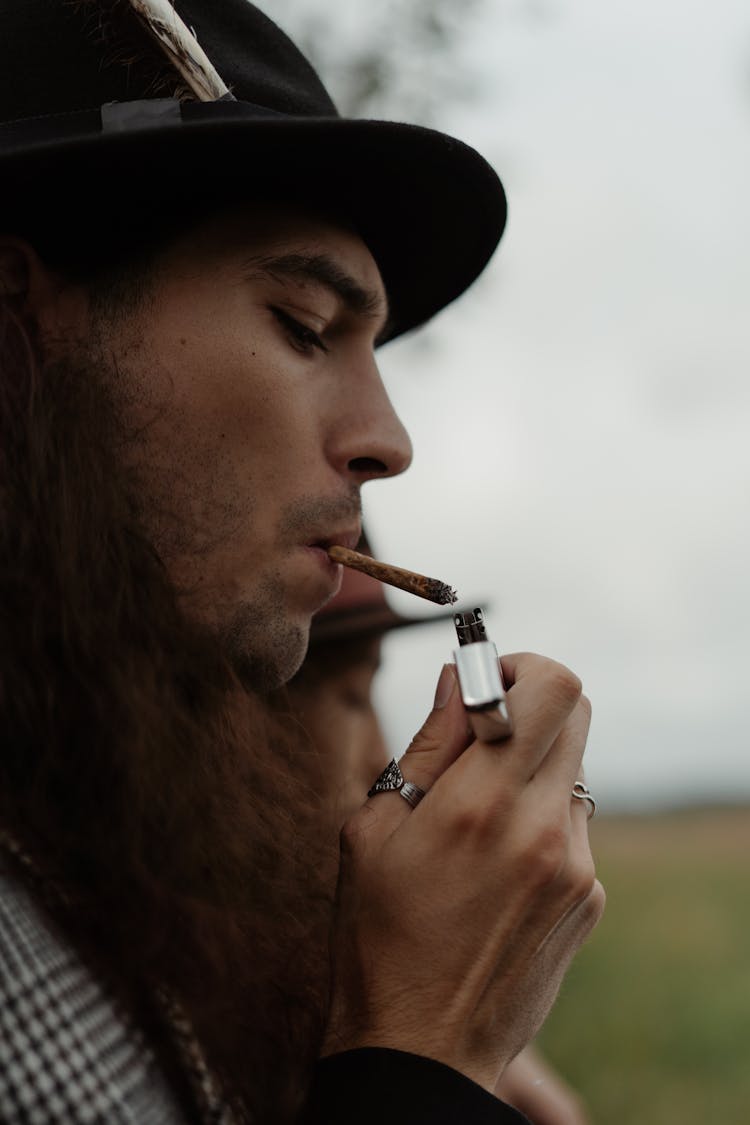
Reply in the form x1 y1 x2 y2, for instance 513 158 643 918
396 654 585 833
570 785 595 843
499 653 584 780
503 871 604 1022
529 693 592 798
360 663 473 831
500 651 579 693
571 783 597 825
536 805 604 949
543 875 606 953
448 654 584 800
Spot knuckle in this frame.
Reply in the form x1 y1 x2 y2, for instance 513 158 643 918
577 880 607 933
579 692 593 720
580 877 607 931
443 776 517 842
588 879 607 919
402 726 443 768
338 812 368 858
565 853 598 902
545 664 583 710
522 821 569 886
446 794 497 842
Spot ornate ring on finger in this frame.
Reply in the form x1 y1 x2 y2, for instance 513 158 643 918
368 758 427 810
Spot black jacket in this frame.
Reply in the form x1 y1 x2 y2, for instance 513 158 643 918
310 1049 529 1123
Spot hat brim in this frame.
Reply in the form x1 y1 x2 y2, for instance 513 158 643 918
308 602 456 645
0 100 506 341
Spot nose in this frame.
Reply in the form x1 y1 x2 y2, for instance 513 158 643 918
328 361 413 485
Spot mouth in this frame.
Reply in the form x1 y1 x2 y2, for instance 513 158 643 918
303 529 359 605
308 527 362 554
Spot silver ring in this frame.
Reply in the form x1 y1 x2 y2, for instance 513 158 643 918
368 759 426 810
399 780 426 810
571 781 596 819
368 758 405 797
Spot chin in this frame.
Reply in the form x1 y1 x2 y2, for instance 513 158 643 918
220 603 310 692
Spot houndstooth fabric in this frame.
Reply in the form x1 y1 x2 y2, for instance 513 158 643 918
0 861 192 1124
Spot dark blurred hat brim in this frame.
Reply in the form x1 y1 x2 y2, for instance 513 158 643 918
0 101 506 341
309 602 456 645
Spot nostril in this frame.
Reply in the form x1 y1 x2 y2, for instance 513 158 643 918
348 456 388 475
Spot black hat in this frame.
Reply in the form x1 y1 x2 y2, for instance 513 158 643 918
0 0 506 341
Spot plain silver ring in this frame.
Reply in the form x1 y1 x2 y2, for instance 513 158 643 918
572 781 596 819
399 780 427 810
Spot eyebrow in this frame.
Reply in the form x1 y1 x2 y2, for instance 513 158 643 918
245 252 392 342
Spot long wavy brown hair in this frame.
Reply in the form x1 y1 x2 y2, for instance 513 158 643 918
0 270 338 1121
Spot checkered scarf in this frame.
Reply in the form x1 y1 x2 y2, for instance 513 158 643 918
0 833 238 1124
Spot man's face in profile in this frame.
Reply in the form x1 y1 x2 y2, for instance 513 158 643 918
35 203 413 688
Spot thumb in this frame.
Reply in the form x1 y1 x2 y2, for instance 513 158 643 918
366 664 472 821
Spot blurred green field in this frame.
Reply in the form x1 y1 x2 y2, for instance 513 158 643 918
537 805 750 1125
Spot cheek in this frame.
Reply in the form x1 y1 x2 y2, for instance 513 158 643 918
212 387 327 505
153 336 316 477
128 288 335 525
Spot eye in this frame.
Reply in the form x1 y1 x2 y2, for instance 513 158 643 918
271 307 329 355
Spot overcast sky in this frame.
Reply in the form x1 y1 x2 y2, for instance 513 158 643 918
352 0 750 811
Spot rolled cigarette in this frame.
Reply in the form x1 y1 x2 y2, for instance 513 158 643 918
327 545 457 606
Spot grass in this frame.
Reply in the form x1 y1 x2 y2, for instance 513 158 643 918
536 806 750 1125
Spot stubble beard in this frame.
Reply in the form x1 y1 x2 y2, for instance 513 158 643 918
84 321 304 692
87 287 362 695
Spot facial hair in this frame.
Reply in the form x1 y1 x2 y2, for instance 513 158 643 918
84 303 362 693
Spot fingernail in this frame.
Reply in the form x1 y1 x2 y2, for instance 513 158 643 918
433 663 456 709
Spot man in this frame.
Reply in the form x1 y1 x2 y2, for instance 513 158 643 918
0 2 604 1122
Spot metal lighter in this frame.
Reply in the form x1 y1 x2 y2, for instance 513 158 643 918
453 608 513 742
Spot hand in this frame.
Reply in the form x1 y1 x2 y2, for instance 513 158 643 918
322 653 605 1093
495 1043 590 1124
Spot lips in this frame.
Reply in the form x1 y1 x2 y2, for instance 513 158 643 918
309 527 361 553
